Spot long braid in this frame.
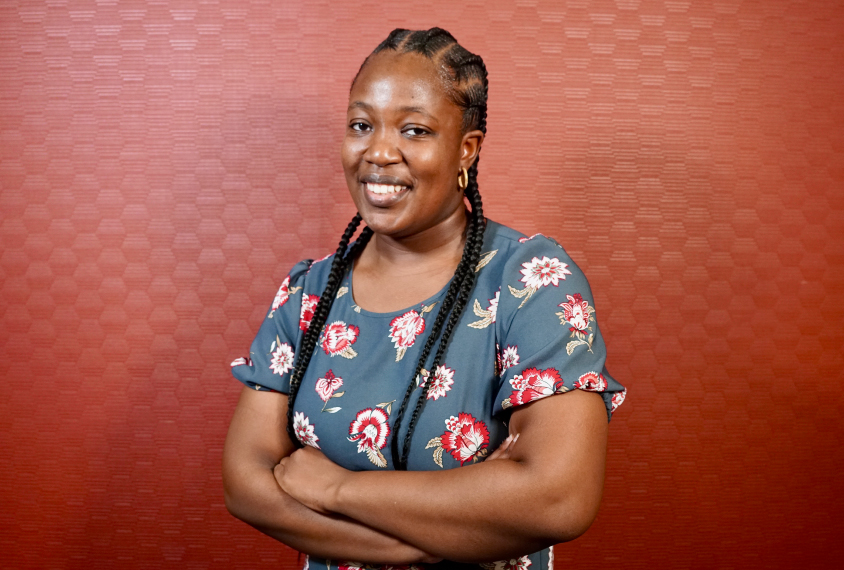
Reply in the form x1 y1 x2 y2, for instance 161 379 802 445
286 214 369 444
399 186 485 467
291 28 490 466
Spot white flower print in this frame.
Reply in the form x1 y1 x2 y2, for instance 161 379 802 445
468 289 500 329
497 345 520 374
230 357 251 367
269 341 295 376
508 256 572 308
418 364 455 400
520 256 571 289
293 411 320 449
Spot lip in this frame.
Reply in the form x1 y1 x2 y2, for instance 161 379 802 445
359 174 413 208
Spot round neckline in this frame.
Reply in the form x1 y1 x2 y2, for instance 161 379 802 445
345 263 454 318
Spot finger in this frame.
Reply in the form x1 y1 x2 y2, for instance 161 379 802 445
488 434 513 460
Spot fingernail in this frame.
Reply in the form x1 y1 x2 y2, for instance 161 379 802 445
512 433 520 444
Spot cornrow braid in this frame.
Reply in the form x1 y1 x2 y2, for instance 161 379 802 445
286 214 372 445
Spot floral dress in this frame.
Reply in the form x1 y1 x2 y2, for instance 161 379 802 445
231 220 626 570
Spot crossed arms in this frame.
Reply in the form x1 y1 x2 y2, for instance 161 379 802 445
222 386 608 564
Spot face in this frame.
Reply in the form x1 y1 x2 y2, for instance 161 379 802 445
341 51 483 239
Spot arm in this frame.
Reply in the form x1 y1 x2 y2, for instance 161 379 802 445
275 389 608 563
222 386 439 564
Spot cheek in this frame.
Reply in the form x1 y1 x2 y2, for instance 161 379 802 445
340 139 362 174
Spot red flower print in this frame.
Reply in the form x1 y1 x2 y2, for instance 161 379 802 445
426 413 490 467
418 364 455 400
316 369 345 412
321 321 360 359
559 293 591 334
348 407 391 468
293 411 320 449
269 342 295 376
481 556 533 570
502 367 567 409
271 275 291 313
389 309 425 361
299 294 320 332
611 388 627 413
315 369 343 402
574 371 607 392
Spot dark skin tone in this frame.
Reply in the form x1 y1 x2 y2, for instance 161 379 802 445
343 51 483 313
223 51 609 564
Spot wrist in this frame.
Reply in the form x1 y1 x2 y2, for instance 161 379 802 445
326 467 353 513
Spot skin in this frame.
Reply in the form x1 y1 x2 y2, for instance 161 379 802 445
223 50 610 564
344 51 484 313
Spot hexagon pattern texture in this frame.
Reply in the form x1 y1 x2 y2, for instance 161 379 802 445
1 1 843 568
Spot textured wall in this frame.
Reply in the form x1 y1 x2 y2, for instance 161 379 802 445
1 0 842 568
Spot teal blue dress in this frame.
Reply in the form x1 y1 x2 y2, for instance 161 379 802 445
232 220 626 570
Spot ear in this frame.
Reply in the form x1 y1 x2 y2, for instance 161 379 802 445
459 129 485 171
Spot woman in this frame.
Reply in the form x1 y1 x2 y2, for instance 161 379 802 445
223 28 626 569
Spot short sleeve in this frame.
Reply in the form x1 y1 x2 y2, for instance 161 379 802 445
492 236 626 421
230 259 313 393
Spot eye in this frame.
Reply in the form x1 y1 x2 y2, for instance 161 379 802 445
349 121 371 133
403 126 430 137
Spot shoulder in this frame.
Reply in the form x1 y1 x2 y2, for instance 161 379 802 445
479 220 594 330
266 251 337 317
481 219 587 287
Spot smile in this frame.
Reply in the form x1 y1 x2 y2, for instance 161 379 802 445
366 183 410 195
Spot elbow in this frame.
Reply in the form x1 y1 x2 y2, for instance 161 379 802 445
223 475 250 523
542 492 602 544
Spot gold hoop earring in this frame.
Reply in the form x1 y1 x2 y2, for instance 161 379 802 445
457 167 469 191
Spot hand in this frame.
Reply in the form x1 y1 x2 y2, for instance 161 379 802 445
486 432 520 461
273 446 347 515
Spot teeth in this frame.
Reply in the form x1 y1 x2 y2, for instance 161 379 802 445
366 183 407 195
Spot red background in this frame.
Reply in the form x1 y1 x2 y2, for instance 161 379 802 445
1 1 842 568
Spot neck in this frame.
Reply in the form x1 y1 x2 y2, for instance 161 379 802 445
362 207 469 272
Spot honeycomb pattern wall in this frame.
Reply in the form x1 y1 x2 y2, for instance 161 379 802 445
1 1 842 568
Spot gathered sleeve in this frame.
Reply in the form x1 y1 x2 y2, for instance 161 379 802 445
230 259 314 394
492 235 626 421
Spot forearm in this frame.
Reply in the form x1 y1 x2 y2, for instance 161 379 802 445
225 465 435 564
328 458 572 562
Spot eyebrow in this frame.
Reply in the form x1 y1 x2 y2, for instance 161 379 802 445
348 101 436 120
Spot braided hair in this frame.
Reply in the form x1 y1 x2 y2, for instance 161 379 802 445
286 28 490 471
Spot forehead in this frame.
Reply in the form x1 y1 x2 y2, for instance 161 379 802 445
349 51 459 115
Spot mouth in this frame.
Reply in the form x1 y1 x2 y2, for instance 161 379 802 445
359 175 412 207
365 182 410 195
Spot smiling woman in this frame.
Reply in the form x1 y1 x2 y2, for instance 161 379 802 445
223 28 626 569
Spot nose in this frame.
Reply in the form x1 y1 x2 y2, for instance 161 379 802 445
363 127 401 167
